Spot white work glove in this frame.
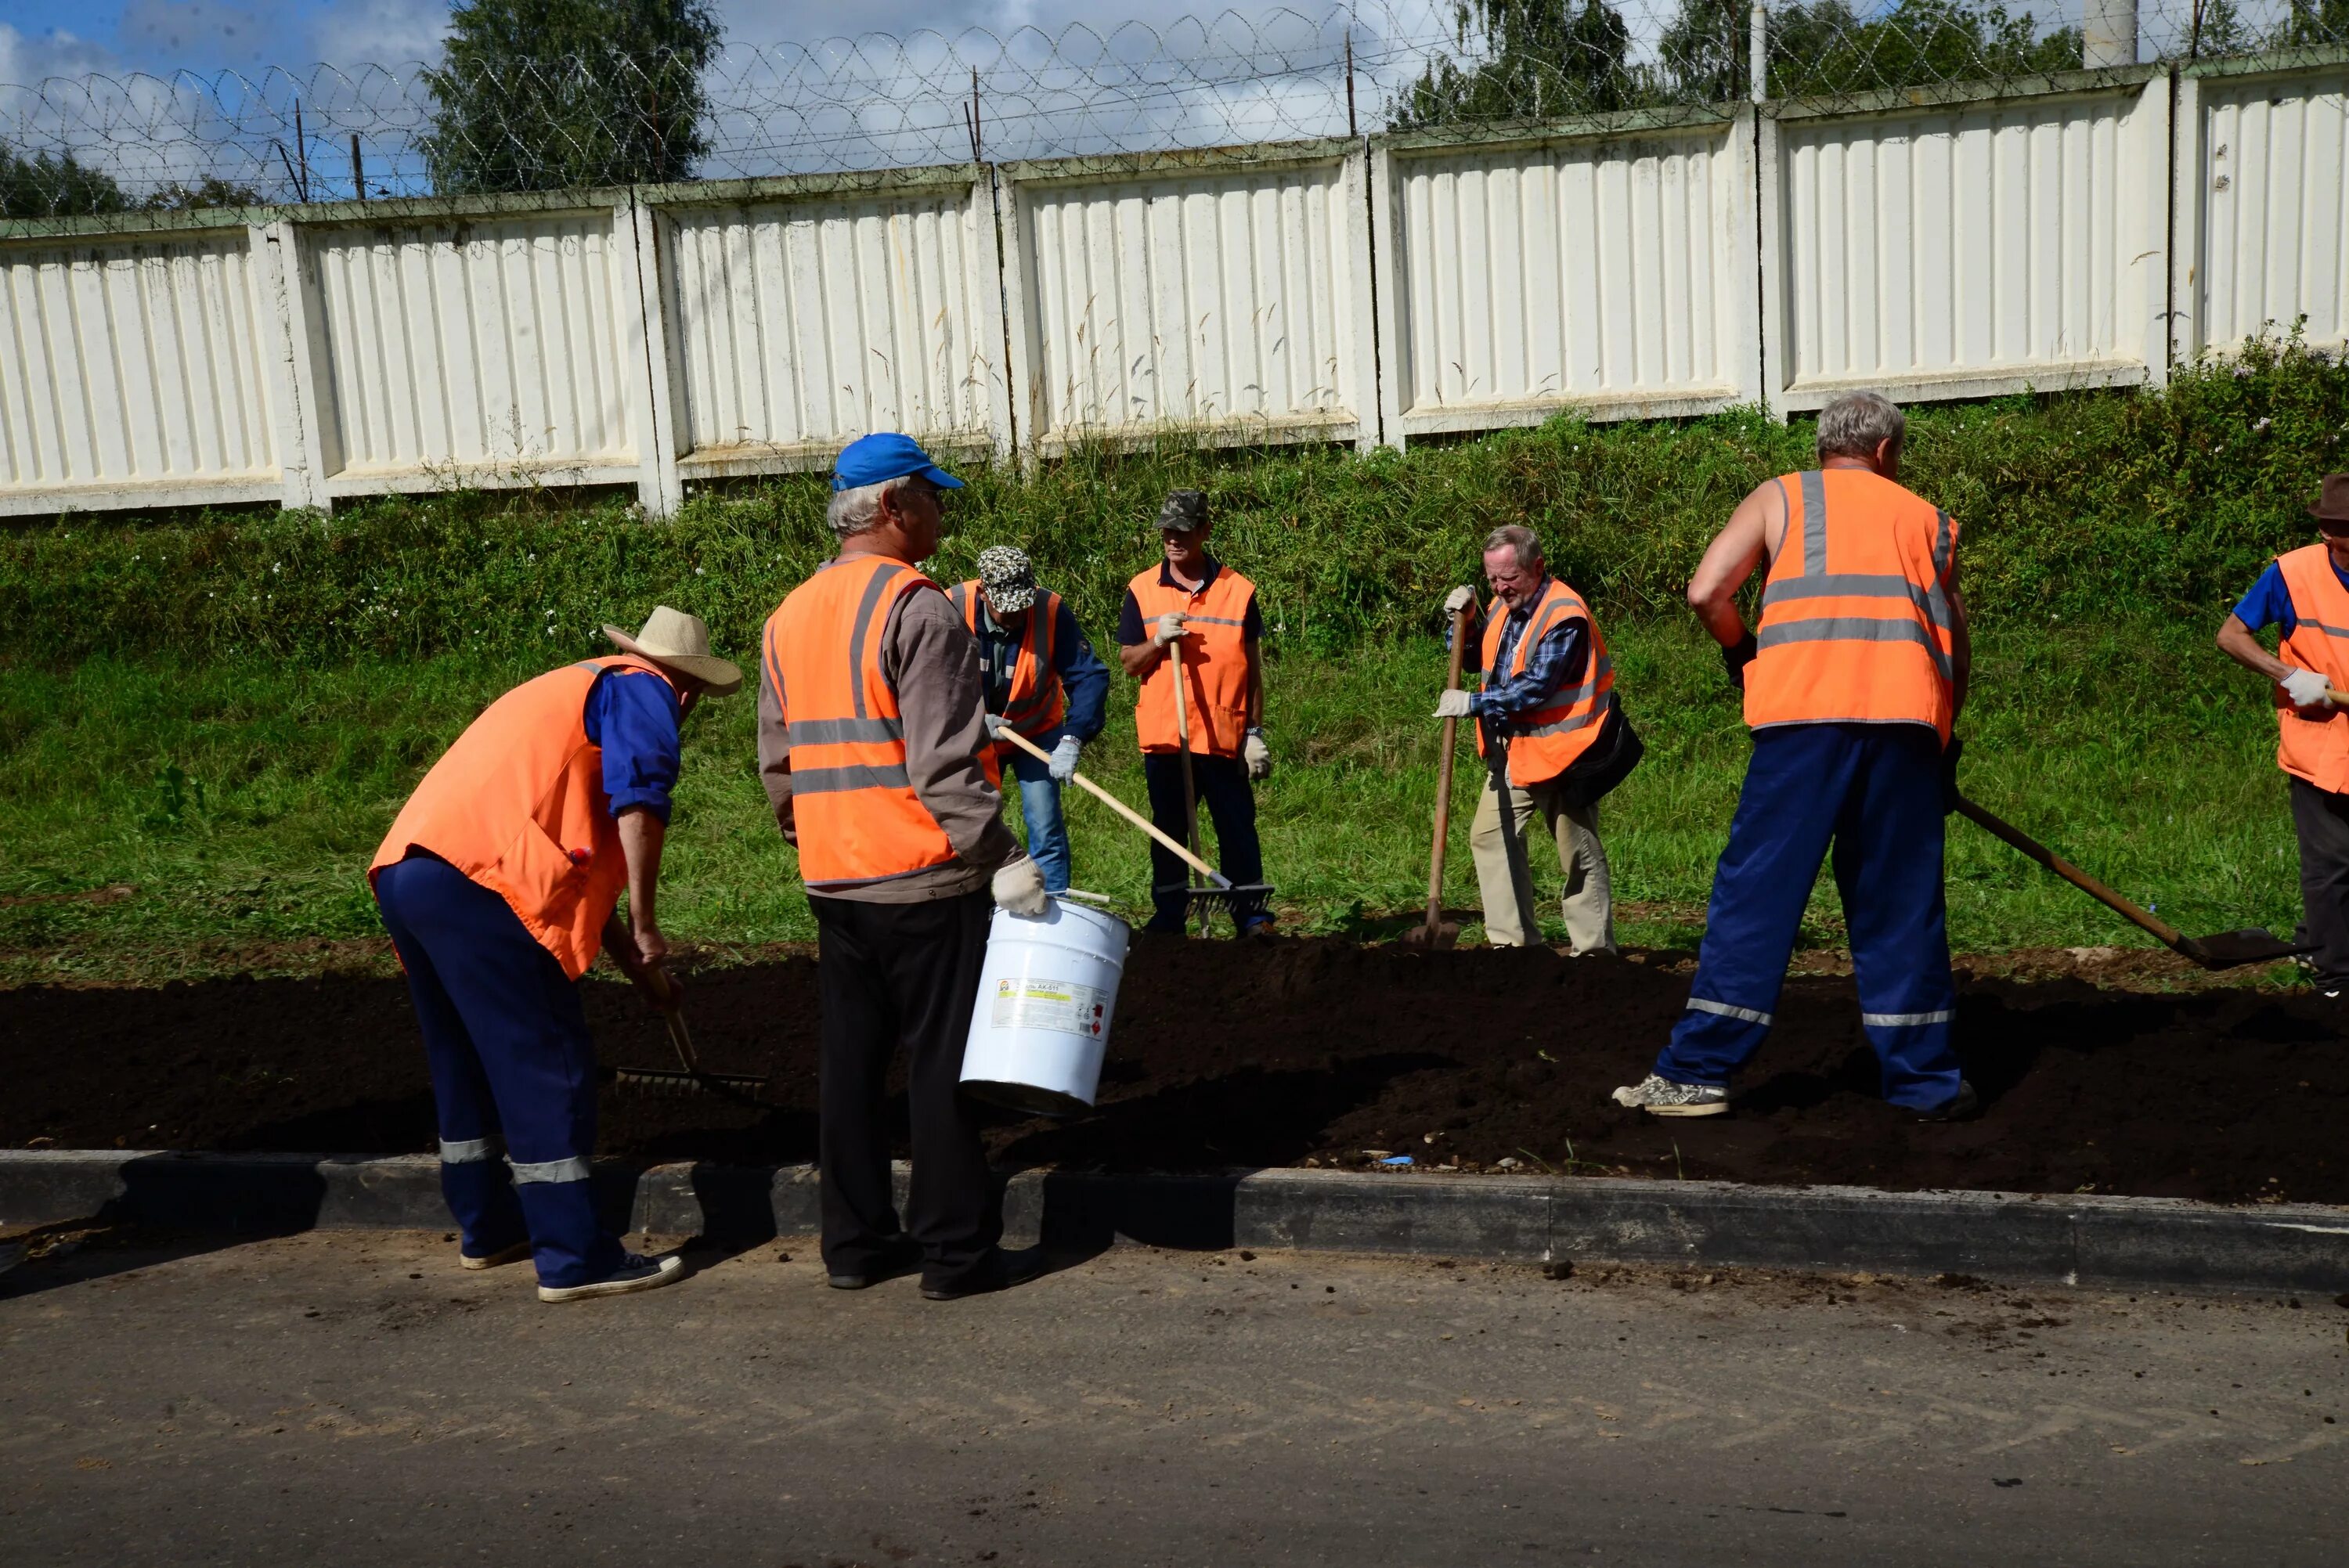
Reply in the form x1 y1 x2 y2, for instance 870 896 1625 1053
991 854 1049 917
1442 585 1476 617
2280 668 2334 709
1152 611 1189 647
983 713 1005 739
1243 727 1272 781
1433 689 1474 720
1048 734 1082 781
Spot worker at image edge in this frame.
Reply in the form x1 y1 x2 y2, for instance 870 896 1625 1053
1115 488 1274 935
1613 390 1979 1123
2216 471 2349 998
369 606 742 1303
947 544 1112 894
1435 523 1620 954
759 432 1048 1302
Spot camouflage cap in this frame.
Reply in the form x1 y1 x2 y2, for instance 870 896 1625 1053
1157 489 1208 532
974 543 1037 613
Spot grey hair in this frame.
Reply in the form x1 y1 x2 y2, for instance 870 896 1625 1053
826 474 917 539
1815 391 1906 463
1481 524 1543 568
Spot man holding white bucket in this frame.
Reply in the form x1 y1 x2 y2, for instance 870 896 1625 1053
757 433 1049 1302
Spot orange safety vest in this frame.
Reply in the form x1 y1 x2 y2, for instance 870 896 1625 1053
2273 543 2349 792
947 580 1067 743
369 654 672 980
1130 564 1257 758
766 554 998 889
1744 468 1958 744
1472 577 1615 788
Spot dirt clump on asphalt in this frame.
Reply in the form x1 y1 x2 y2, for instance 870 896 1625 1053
4 936 2343 1205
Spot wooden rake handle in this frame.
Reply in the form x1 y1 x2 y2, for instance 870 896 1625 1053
994 724 1227 886
1425 605 1471 927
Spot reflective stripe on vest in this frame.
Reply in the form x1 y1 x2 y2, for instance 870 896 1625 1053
950 581 1067 741
1742 468 1958 743
369 654 669 980
1130 565 1257 758
1472 577 1614 788
2274 543 2349 793
768 555 973 888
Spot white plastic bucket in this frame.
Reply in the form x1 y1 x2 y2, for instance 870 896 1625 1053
960 896 1131 1118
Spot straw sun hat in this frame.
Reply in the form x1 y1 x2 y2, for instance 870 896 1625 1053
601 606 743 695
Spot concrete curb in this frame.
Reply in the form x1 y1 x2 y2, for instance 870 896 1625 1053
5 1150 2347 1293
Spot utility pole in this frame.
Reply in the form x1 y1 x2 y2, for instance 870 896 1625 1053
350 134 366 202
1345 29 1358 140
2082 0 2138 68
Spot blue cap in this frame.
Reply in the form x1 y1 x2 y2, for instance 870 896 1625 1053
831 432 965 493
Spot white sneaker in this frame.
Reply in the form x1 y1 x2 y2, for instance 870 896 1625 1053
1611 1073 1731 1117
537 1252 684 1303
459 1239 532 1271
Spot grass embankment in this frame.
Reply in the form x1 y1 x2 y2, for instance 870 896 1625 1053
1 335 2341 983
0 618 2299 986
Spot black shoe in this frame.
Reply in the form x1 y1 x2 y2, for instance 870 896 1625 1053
827 1235 920 1290
921 1246 1048 1302
1915 1080 1981 1123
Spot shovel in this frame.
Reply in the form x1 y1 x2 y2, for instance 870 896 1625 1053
1954 794 2310 971
994 725 1276 917
1403 604 1472 951
609 964 774 1105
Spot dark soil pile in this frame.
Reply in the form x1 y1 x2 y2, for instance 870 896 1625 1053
7 938 2344 1204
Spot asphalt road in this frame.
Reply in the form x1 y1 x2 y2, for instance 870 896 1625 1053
4 1225 2346 1566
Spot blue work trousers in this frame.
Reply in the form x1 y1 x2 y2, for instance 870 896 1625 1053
373 852 624 1289
1656 723 1963 1111
1002 724 1073 893
1142 751 1268 932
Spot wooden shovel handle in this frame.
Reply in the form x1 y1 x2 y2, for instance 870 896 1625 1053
994 723 1226 885
1953 795 2187 948
1425 605 1471 925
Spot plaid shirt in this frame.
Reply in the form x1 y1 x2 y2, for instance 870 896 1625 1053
1452 586 1590 748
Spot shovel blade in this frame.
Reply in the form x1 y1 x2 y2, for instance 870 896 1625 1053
2175 928 2312 971
1401 921 1461 951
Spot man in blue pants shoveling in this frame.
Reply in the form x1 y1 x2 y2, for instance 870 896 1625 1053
1613 391 1979 1122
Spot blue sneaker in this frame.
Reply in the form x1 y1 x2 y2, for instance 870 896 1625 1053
537 1252 684 1303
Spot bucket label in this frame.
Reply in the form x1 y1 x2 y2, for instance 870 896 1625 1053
990 975 1108 1039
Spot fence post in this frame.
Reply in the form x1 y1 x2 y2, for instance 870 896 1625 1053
617 195 684 519
2083 0 2138 68
251 218 333 513
1755 110 1786 423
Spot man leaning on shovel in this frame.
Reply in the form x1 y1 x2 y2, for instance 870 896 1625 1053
2216 472 2349 999
370 607 742 1303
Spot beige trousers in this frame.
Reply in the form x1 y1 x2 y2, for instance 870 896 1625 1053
1469 770 1615 953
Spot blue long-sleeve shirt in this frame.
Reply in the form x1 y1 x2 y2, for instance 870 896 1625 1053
976 597 1111 744
583 667 682 824
2233 557 2349 636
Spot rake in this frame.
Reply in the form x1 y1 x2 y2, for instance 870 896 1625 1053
994 726 1276 917
608 965 774 1105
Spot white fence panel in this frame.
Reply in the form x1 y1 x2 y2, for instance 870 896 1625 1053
655 171 1007 481
0 231 280 515
303 208 641 496
999 143 1377 454
1373 108 1761 445
1764 70 2171 412
2174 54 2349 362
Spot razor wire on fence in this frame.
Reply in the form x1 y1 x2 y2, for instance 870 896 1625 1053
2 0 2344 225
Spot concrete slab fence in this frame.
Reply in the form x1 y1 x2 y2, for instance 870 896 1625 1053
3 50 2344 517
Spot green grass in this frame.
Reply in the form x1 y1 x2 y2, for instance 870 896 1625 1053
0 615 2301 986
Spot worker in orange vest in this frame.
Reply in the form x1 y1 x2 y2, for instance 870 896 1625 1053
1434 524 1625 953
2216 473 2349 996
370 607 742 1302
758 434 1049 1301
1116 489 1274 935
945 544 1112 894
1614 391 1977 1120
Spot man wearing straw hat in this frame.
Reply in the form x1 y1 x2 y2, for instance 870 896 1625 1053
2217 473 2349 997
370 607 741 1303
760 434 1050 1302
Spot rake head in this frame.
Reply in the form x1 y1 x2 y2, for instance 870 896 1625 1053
608 1063 775 1105
1154 881 1277 914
